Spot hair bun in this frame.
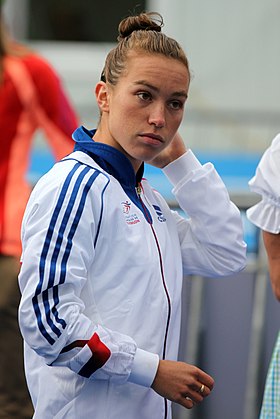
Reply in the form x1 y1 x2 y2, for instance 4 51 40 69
118 12 163 41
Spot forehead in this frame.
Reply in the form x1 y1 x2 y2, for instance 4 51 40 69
120 52 190 91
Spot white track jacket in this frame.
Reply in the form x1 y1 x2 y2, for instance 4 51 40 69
18 126 247 419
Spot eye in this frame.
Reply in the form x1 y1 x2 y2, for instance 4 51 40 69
136 91 152 102
168 100 184 110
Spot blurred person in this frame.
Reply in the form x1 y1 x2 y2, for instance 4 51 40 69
247 133 280 418
18 11 246 419
0 2 78 418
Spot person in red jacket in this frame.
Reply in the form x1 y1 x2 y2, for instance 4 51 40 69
0 4 78 417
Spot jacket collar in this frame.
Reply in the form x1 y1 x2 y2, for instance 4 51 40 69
72 126 144 188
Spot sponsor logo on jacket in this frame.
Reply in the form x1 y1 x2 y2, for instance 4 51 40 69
153 205 166 222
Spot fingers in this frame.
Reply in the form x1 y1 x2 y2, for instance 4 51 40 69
198 382 211 397
183 396 195 409
175 389 203 410
198 369 215 391
181 379 213 409
151 360 214 410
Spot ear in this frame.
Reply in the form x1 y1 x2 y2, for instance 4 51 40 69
95 81 110 113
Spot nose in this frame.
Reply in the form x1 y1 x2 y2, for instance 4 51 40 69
148 103 166 128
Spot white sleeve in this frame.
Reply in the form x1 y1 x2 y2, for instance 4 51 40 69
163 150 247 277
18 163 159 387
246 133 280 234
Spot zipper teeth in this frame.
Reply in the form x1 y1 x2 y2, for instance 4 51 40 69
164 398 168 419
151 225 171 419
151 224 171 359
137 182 153 208
137 186 170 419
137 186 172 358
136 184 152 224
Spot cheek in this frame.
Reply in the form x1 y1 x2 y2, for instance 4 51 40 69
107 111 133 145
168 116 182 134
113 108 140 134
169 113 184 133
110 100 135 124
173 110 184 125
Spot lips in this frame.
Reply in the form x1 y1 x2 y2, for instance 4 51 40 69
139 133 164 143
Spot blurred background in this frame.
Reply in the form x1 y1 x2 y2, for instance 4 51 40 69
3 0 280 418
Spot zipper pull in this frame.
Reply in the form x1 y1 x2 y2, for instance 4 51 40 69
135 185 142 197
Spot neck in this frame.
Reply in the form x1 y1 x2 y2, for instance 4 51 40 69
93 125 143 174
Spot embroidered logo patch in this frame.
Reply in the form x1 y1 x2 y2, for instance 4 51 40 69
122 200 131 214
121 201 140 225
153 205 166 222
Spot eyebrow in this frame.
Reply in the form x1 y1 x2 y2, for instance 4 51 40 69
133 80 188 98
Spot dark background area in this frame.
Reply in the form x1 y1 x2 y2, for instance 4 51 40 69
28 0 146 42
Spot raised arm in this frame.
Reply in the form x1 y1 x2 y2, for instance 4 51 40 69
150 132 247 277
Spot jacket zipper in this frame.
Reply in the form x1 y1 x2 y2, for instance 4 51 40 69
136 183 171 419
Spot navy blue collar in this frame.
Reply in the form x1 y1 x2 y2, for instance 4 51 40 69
72 126 144 188
72 126 152 223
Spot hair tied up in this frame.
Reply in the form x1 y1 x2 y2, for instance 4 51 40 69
117 12 163 41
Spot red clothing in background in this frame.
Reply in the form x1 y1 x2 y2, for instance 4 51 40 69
0 53 78 256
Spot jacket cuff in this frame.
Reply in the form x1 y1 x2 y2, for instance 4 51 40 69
128 348 159 387
162 150 202 187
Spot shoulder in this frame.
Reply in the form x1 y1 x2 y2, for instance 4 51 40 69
34 153 110 200
270 133 280 161
256 133 280 186
259 133 280 168
21 53 59 80
24 156 110 228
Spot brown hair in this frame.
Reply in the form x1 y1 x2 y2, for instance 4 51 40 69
101 12 190 86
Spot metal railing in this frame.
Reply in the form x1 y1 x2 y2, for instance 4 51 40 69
169 194 273 419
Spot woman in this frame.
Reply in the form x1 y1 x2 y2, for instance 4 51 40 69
247 133 280 418
18 12 246 418
0 4 78 418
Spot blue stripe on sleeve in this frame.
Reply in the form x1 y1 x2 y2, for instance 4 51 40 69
94 176 110 248
50 171 100 330
32 163 81 345
32 163 101 345
43 166 92 337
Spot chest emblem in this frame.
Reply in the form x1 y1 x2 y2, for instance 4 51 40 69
122 200 131 214
121 200 141 225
